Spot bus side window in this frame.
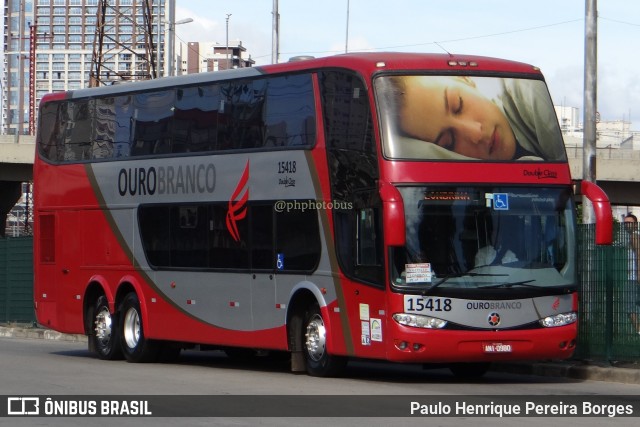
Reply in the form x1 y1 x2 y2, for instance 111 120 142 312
320 69 381 286
353 205 384 285
357 208 379 266
275 205 321 272
93 97 116 160
37 101 63 162
265 74 316 147
64 100 93 161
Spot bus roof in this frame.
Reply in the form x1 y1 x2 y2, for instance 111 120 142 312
40 52 543 103
268 51 542 75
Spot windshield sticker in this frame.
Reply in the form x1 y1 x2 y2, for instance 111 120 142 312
405 263 433 283
492 193 509 210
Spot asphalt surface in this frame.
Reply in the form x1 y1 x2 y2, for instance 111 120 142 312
1 323 639 384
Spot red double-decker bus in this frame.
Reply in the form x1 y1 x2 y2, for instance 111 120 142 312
33 52 612 377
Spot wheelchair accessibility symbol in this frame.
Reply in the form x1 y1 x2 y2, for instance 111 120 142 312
493 193 509 210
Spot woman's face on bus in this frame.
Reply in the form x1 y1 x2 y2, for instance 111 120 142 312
398 76 517 160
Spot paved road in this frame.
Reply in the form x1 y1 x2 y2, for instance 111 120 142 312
1 337 639 426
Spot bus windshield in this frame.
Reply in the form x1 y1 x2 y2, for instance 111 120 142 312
390 186 576 291
375 75 567 161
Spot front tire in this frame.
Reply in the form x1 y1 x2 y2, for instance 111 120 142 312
119 292 159 363
302 303 346 377
89 295 122 360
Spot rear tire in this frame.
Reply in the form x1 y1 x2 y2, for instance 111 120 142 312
302 303 346 377
89 295 122 360
119 292 159 363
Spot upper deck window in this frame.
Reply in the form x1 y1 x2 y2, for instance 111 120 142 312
37 73 316 163
375 75 567 162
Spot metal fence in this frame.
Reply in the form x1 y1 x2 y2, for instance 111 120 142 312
0 236 34 323
0 230 639 362
576 223 640 362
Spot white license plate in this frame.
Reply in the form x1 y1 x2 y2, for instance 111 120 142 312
483 343 512 353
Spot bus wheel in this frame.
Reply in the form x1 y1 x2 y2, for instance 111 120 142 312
119 292 158 363
302 303 346 377
90 295 122 360
449 362 491 379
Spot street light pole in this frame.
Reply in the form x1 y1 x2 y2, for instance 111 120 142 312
345 0 350 53
583 0 598 223
271 0 279 64
165 0 175 77
167 18 193 76
156 0 162 77
226 13 232 70
164 0 193 77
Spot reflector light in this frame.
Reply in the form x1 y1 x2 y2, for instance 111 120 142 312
447 60 478 67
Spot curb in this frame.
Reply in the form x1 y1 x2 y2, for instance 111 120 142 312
492 361 640 385
0 325 87 343
2 324 639 384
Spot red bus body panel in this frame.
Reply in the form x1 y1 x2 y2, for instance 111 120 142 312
33 52 601 367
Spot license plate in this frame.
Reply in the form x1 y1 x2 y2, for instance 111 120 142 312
483 343 512 353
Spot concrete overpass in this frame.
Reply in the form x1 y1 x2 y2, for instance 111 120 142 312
0 135 35 237
1 136 639 234
0 135 35 181
565 145 640 206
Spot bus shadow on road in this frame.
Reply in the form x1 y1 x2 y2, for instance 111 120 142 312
51 346 581 385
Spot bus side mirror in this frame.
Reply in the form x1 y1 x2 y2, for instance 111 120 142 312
378 181 406 247
577 180 613 245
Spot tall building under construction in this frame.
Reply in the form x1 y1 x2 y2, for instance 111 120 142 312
2 0 169 135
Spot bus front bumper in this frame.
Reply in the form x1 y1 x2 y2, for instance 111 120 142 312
386 323 577 363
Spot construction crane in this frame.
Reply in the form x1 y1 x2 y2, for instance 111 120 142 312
89 0 160 87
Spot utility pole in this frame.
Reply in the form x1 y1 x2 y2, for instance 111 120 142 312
583 0 597 223
226 14 232 70
90 0 158 86
271 0 279 64
10 20 51 136
28 23 36 136
345 0 350 53
156 0 162 76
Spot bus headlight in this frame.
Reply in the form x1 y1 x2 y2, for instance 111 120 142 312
393 313 447 329
539 312 577 328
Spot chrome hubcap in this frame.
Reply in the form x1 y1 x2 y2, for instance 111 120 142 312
305 314 326 362
123 307 141 349
94 307 112 344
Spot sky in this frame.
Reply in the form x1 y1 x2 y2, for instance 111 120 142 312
173 0 640 129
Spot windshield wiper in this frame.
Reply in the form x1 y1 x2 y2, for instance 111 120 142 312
423 272 507 295
480 280 539 289
480 281 576 292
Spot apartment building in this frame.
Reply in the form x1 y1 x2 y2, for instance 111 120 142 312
179 39 255 75
2 0 169 135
